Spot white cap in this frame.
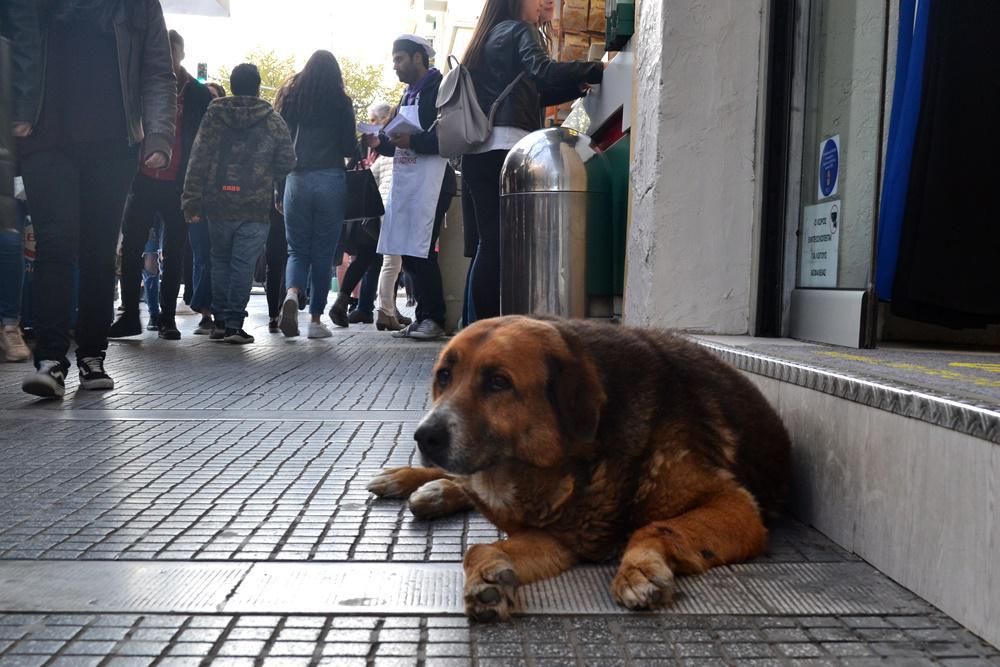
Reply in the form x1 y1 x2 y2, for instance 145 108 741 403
394 34 435 60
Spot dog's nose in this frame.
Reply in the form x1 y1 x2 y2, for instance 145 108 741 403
414 415 450 462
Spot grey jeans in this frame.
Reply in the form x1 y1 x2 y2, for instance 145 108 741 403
208 219 269 329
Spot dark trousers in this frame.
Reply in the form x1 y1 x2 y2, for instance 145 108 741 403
461 149 506 322
265 210 287 318
19 145 137 369
119 173 187 321
402 191 450 328
340 226 382 315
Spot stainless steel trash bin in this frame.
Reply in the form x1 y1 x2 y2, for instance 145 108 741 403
500 127 609 318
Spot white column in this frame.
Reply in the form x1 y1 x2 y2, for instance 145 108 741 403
624 0 766 333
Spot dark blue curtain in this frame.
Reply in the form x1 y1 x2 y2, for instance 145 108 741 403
885 0 1000 327
875 0 929 301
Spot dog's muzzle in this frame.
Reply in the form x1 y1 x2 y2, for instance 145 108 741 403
414 409 452 467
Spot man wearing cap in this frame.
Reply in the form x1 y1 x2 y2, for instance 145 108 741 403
365 34 456 341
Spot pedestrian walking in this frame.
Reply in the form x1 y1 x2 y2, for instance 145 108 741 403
109 29 212 341
274 50 357 339
366 35 456 341
19 0 176 398
1 2 37 358
329 102 399 329
181 63 296 345
461 0 603 322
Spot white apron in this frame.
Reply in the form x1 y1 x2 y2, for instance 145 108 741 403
376 97 449 258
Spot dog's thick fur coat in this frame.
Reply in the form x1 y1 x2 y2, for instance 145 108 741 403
368 316 791 620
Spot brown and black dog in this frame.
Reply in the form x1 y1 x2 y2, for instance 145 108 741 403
368 316 791 621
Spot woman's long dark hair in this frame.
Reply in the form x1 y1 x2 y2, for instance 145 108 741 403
463 0 526 71
39 0 130 28
274 50 353 124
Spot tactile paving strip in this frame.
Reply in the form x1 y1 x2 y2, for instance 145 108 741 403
0 561 927 616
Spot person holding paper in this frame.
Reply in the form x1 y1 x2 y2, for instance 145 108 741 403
364 35 456 341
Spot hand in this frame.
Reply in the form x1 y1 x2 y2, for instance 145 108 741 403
275 202 284 216
389 133 411 150
11 122 32 138
188 215 201 224
363 134 381 148
144 151 169 170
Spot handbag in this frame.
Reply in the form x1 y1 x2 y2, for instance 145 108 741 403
344 168 385 221
360 217 381 240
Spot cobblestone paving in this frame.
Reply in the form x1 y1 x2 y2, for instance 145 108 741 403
0 613 997 666
0 297 997 665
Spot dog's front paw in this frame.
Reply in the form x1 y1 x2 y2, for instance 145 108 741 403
611 549 676 610
366 467 413 498
464 545 518 622
408 479 453 519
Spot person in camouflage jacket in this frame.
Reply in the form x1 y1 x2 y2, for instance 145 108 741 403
182 64 295 344
182 71 295 224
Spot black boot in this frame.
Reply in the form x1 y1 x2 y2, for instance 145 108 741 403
108 311 142 338
329 292 350 328
158 318 181 340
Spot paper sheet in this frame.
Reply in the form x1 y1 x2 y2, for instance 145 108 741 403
383 105 424 136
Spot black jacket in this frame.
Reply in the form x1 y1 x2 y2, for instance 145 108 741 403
177 72 213 183
0 0 41 229
471 20 603 132
281 99 356 172
22 0 176 162
376 69 457 196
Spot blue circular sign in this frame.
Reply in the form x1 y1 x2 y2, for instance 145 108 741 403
820 138 839 198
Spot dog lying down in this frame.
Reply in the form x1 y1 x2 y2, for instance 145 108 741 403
368 316 791 621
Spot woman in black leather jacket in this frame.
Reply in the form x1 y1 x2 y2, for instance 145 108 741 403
461 0 603 323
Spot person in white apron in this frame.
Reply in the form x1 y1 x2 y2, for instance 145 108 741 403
364 35 457 341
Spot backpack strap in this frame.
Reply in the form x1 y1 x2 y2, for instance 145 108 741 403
487 71 526 125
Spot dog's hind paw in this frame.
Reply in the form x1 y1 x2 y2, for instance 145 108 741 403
464 548 518 622
611 551 676 610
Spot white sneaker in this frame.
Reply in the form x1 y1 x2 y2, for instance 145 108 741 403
1 324 31 362
175 302 196 316
409 319 446 341
279 294 299 338
307 321 332 339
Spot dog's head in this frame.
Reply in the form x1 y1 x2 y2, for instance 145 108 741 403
414 316 607 475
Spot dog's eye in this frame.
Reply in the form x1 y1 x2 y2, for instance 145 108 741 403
436 368 452 387
487 375 511 392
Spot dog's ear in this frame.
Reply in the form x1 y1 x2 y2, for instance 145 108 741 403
546 327 607 444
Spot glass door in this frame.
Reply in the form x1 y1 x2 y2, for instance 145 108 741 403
788 0 889 347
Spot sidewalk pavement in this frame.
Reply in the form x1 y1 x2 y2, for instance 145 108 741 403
0 295 997 666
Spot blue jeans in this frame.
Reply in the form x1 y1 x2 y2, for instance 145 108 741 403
142 228 161 319
283 168 345 316
188 218 212 313
0 202 26 325
209 220 269 329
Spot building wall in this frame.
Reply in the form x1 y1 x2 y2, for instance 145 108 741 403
624 0 766 333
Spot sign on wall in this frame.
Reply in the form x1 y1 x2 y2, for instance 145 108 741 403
817 135 840 200
800 200 841 288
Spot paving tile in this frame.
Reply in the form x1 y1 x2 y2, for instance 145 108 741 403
0 299 998 665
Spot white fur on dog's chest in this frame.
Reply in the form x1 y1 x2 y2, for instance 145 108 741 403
465 473 515 513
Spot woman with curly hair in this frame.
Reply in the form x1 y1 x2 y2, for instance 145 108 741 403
274 50 357 339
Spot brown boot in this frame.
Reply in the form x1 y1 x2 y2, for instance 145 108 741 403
395 309 412 327
376 310 405 331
